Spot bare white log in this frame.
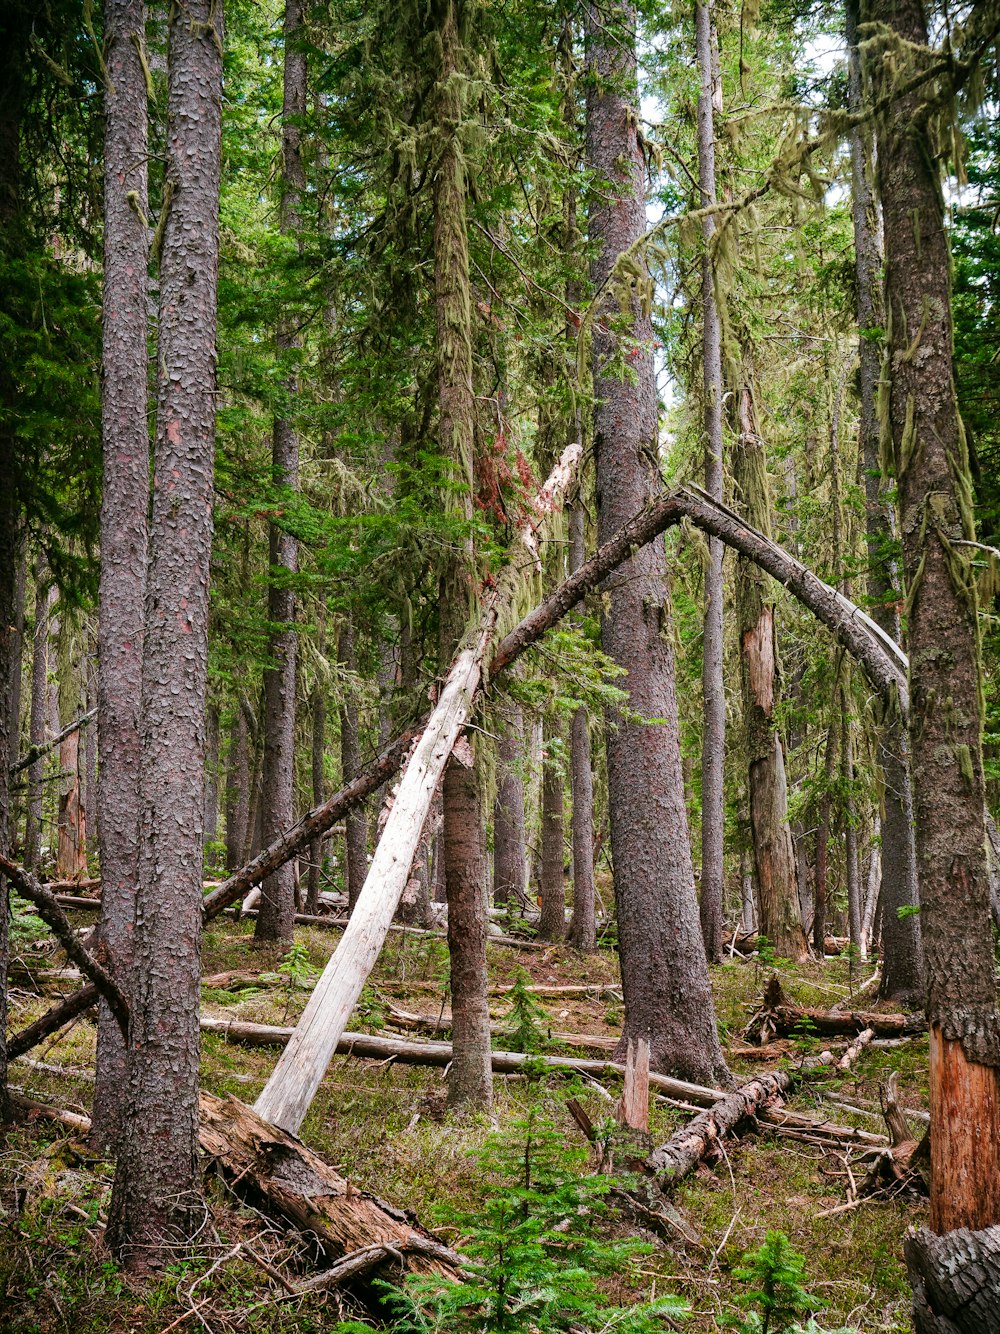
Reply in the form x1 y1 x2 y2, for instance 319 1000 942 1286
254 444 582 1133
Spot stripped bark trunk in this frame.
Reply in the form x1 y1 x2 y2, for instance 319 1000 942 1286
873 0 1000 1248
251 439 581 1133
338 616 368 913
255 0 305 946
91 0 150 1155
585 0 729 1087
695 0 726 966
105 0 223 1269
539 720 565 941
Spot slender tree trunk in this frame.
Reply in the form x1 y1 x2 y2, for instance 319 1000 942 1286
203 701 220 854
843 708 863 958
24 571 52 871
225 702 249 870
255 0 305 946
338 616 368 912
539 721 566 941
846 0 922 1005
813 718 839 957
306 674 326 914
567 503 596 951
106 0 223 1269
56 629 88 879
433 0 492 1112
734 386 808 962
493 702 526 906
0 461 18 1124
695 0 725 966
870 0 1000 1240
585 0 729 1086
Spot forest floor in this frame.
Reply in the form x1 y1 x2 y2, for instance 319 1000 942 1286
0 899 928 1333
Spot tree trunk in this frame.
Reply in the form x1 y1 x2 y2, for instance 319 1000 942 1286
813 718 839 957
871 0 1000 1241
24 570 52 871
56 629 88 880
106 0 223 1270
695 0 726 967
735 385 808 963
225 700 250 870
538 720 565 941
843 708 863 958
255 0 305 946
338 616 368 913
567 502 596 951
92 0 151 1147
493 701 526 906
306 675 326 914
846 0 923 1006
585 0 729 1086
204 701 220 854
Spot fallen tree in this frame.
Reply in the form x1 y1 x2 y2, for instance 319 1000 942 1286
746 978 923 1044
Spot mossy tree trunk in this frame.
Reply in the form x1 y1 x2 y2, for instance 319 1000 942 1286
734 386 809 963
585 0 729 1086
869 0 1000 1244
433 0 492 1113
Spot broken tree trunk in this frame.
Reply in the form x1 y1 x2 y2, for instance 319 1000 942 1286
253 443 582 1133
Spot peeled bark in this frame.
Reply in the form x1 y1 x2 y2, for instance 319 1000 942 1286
585 0 729 1087
338 616 368 913
872 0 1000 1238
695 0 726 966
493 702 526 906
91 0 150 1155
255 0 305 946
106 0 223 1269
538 721 565 942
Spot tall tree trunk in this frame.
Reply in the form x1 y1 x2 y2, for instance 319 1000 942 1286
843 706 863 958
433 0 492 1112
695 0 726 966
846 0 922 1005
870 0 1000 1239
538 720 565 941
92 0 150 1154
203 701 220 854
306 673 326 914
585 0 729 1085
225 700 249 870
493 701 526 906
255 0 305 946
24 570 52 871
734 385 809 963
567 503 596 951
812 717 839 956
338 616 368 912
106 0 223 1270
56 625 88 879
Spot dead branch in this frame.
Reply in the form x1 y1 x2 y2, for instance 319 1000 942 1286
11 708 97 775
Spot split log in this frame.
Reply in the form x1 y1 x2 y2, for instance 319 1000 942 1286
199 1015 723 1105
199 1092 460 1282
905 1225 1000 1333
253 443 584 1135
838 1026 875 1070
616 1037 650 1132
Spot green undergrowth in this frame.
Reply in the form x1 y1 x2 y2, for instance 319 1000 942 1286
0 915 925 1332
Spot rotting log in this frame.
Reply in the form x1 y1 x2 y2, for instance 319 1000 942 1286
199 1092 460 1282
905 1225 1000 1333
253 443 584 1134
746 977 922 1043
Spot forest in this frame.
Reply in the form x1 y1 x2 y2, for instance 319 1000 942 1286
1 0 999 1329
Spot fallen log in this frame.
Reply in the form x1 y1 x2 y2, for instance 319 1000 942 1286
234 907 553 951
746 977 922 1044
253 443 584 1135
7 981 100 1059
382 1002 618 1054
199 1015 723 1104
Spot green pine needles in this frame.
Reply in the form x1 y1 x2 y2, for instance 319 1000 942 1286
721 1231 854 1334
370 1110 687 1333
504 969 551 1055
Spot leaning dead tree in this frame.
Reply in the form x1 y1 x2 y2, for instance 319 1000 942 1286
253 442 583 1132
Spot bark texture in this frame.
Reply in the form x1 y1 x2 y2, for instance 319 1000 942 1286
24 571 52 871
106 0 223 1269
585 1 728 1085
225 700 250 869
338 616 368 912
905 1225 1000 1333
695 0 726 966
872 0 1000 1235
92 0 150 1154
567 503 596 951
735 387 808 963
255 0 305 945
846 0 922 1004
493 702 526 906
538 721 566 941
306 672 326 914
